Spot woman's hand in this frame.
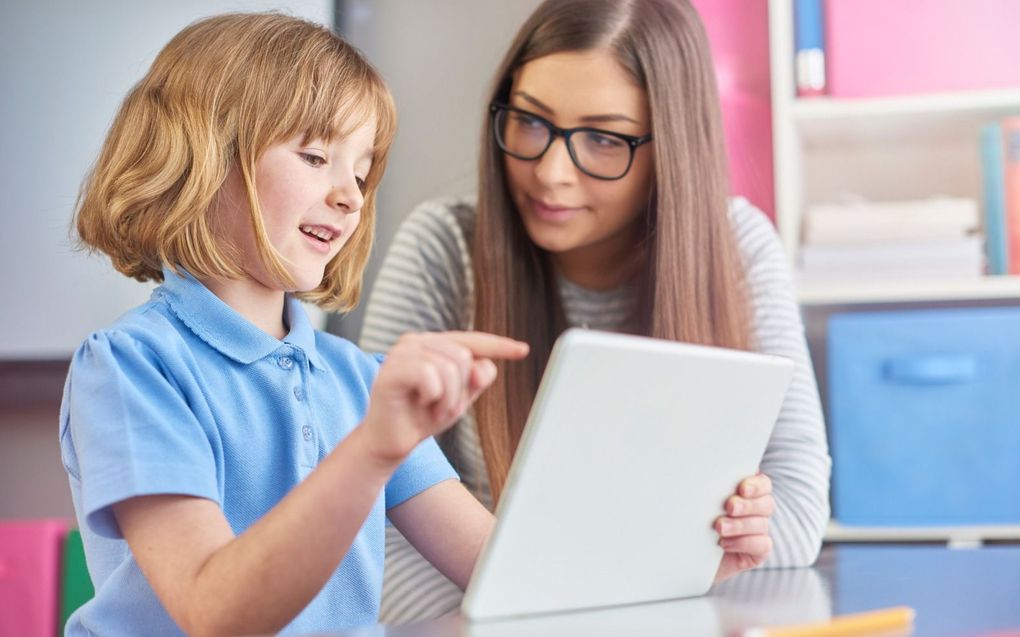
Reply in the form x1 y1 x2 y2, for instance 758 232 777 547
361 331 529 466
713 472 775 583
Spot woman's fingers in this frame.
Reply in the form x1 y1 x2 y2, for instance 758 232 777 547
739 473 772 499
726 493 775 518
719 533 772 557
715 515 769 538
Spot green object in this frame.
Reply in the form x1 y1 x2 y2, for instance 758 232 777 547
59 529 94 634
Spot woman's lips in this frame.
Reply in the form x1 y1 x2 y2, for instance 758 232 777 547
529 197 585 222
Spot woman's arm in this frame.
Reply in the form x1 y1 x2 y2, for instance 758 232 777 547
732 200 832 568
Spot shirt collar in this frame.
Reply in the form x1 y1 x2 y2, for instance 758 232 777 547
157 267 326 370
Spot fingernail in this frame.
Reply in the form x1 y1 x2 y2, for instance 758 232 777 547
743 484 756 498
719 522 732 535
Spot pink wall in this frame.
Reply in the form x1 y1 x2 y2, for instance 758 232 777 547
691 0 775 219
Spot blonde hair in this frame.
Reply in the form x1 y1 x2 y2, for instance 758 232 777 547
472 0 754 501
74 12 396 311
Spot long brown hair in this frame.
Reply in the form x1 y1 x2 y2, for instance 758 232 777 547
472 0 753 501
74 13 396 312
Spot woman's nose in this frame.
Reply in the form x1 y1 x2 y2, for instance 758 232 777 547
533 137 577 185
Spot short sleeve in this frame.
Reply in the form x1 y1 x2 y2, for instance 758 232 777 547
384 435 458 510
60 331 220 538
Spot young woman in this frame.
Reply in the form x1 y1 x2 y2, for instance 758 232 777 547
361 0 830 623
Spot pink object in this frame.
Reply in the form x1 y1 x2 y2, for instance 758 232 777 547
692 0 775 220
0 519 69 637
825 0 1020 98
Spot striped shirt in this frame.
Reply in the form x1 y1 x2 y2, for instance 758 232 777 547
360 196 831 624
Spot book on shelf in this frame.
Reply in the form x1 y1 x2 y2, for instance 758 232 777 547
793 0 826 97
981 122 1009 275
981 118 1020 276
799 237 984 280
802 197 979 245
1006 118 1020 275
798 197 983 281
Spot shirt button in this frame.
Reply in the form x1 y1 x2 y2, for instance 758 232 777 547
278 356 294 370
293 386 305 401
302 425 313 441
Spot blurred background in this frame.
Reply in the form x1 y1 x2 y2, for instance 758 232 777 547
4 0 1020 596
0 0 774 521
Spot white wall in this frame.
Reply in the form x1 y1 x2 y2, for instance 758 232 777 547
0 0 332 359
0 1 551 354
330 0 543 340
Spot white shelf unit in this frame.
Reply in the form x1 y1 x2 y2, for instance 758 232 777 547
769 0 1020 544
825 521 1020 546
768 0 1020 306
798 274 1020 306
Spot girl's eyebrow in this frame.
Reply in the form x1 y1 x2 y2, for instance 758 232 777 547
512 90 640 126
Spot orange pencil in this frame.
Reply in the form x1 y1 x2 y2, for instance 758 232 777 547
741 606 916 637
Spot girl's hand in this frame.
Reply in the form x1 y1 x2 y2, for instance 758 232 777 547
361 331 529 465
713 472 775 583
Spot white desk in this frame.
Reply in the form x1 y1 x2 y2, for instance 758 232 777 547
326 544 1020 637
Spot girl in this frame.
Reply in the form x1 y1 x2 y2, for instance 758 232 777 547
60 13 527 636
361 0 831 622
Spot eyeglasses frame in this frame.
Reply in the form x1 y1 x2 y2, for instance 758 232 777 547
490 101 653 181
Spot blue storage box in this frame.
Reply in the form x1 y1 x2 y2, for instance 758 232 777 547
828 307 1020 526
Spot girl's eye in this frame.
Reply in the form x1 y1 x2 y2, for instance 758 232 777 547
355 176 367 194
300 153 326 167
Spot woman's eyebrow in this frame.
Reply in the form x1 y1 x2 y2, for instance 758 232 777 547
512 90 640 126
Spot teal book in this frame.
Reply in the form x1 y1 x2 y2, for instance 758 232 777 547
981 122 1008 275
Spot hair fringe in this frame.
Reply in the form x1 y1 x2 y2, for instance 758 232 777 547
74 12 397 311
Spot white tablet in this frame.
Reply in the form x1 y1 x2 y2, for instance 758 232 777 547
461 329 794 621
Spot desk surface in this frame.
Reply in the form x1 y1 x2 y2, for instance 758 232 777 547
331 544 1020 637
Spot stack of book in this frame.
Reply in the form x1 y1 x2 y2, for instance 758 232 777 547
980 118 1020 275
798 197 984 282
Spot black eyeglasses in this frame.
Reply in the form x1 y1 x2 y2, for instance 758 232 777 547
490 102 653 180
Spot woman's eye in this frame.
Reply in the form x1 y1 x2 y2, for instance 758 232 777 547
512 113 544 129
300 153 326 167
588 133 626 149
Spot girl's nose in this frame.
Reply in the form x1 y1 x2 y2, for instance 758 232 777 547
328 176 364 213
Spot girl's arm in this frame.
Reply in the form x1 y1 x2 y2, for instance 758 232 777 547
113 425 399 637
386 480 495 590
114 331 527 637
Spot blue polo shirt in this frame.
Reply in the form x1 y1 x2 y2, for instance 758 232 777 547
58 268 457 635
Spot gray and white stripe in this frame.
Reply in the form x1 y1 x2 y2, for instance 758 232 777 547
360 196 831 625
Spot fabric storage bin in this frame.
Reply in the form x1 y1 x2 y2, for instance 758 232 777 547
0 518 68 637
828 307 1020 526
